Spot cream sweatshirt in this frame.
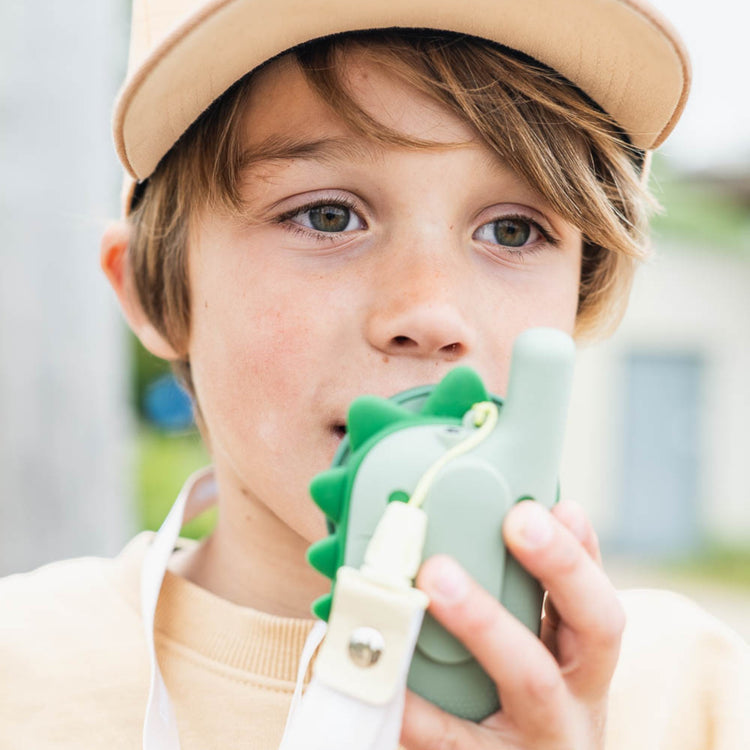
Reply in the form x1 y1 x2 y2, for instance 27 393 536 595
0 531 748 749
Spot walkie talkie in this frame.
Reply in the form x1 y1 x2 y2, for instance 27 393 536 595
306 327 574 720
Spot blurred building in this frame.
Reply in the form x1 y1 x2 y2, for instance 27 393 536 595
562 173 750 558
0 1 133 574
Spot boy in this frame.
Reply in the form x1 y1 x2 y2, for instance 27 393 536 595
2 0 749 748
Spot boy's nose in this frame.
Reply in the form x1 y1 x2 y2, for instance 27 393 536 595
365 258 476 361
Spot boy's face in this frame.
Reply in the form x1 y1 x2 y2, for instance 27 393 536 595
186 54 582 543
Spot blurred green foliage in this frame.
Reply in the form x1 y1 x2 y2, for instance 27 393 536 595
650 156 750 254
136 424 215 540
662 544 750 590
131 332 213 540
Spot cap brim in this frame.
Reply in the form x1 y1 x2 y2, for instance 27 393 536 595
114 0 690 182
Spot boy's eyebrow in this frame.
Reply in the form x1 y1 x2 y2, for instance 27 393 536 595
239 136 382 170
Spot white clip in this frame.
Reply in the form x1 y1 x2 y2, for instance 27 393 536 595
314 502 430 705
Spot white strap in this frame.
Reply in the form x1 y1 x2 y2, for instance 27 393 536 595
139 468 326 750
280 620 328 740
279 604 424 750
279 502 431 750
141 468 424 750
141 467 217 750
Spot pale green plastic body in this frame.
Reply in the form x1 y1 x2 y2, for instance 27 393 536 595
333 328 575 720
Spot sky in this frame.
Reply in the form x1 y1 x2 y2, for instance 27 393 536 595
648 0 750 173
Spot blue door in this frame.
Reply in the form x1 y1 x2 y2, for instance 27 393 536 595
618 352 703 557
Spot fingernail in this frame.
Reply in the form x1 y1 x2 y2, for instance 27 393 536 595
424 556 468 602
507 502 554 549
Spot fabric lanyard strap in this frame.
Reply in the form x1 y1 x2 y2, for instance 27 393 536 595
141 466 217 750
140 467 424 750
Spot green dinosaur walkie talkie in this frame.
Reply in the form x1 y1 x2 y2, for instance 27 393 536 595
306 327 575 721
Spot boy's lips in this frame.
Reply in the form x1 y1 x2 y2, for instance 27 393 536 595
325 379 433 441
326 408 348 440
324 371 467 443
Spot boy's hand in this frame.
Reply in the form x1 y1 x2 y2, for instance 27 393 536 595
401 500 624 750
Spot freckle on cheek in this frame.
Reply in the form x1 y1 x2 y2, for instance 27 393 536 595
382 355 389 364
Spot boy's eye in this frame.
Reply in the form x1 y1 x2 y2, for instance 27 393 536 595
291 204 364 233
474 217 541 248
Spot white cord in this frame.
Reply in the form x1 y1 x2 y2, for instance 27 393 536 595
409 401 498 509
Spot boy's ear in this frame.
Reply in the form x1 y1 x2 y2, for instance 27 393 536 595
100 220 180 360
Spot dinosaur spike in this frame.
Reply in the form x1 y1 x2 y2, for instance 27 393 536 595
347 396 412 451
422 367 488 419
310 467 348 523
312 592 333 621
388 490 410 504
307 536 339 579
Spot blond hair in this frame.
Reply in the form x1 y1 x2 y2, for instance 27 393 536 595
128 30 656 408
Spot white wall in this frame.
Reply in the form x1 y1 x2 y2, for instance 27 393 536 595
561 240 750 549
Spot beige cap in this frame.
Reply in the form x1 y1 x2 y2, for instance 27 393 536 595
114 0 690 197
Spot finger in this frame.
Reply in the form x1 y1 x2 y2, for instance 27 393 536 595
400 690 487 750
503 501 625 696
543 501 601 649
416 554 567 736
551 499 602 566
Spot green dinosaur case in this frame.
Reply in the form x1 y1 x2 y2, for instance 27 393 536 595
307 327 575 720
